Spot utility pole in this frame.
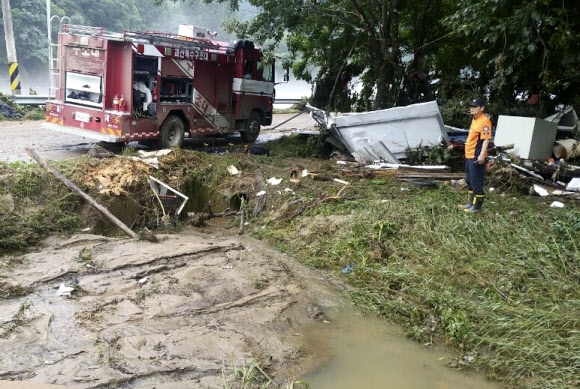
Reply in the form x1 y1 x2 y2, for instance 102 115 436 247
1 0 20 95
47 0 52 98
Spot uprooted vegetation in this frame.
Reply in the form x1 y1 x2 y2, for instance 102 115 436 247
1 134 580 388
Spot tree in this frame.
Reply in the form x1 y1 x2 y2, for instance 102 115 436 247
53 0 142 31
442 0 580 115
0 0 145 80
0 0 48 71
154 0 439 111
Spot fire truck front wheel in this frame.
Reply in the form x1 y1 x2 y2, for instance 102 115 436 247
241 111 261 143
158 115 185 149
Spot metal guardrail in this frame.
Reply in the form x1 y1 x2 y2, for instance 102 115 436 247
10 95 49 105
274 98 301 105
10 95 303 106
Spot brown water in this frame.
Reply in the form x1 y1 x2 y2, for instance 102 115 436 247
270 247 501 389
302 309 499 388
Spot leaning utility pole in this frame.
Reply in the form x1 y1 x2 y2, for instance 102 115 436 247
1 0 21 95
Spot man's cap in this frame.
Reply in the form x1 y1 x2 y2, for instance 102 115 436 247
469 97 485 107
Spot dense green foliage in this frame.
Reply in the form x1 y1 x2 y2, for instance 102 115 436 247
442 0 580 121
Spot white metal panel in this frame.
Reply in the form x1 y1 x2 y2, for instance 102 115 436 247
494 116 557 160
232 78 274 95
331 101 447 159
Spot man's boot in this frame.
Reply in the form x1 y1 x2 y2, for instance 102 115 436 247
465 195 484 213
459 191 474 209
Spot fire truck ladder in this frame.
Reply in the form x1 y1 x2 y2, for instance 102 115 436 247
48 18 70 100
123 31 226 53
59 25 229 54
61 24 125 40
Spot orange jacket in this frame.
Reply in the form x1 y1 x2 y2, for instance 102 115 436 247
465 114 492 159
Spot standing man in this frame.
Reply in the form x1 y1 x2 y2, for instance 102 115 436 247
460 97 492 213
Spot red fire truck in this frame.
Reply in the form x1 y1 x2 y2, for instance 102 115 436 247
44 24 282 148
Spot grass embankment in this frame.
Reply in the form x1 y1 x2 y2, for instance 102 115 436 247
0 161 83 252
249 149 580 388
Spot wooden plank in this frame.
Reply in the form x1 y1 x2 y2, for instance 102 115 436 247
395 172 465 179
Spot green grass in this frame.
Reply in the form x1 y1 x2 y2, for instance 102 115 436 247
222 358 309 389
0 162 83 252
251 180 580 389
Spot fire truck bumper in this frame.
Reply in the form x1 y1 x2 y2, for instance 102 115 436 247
42 122 126 143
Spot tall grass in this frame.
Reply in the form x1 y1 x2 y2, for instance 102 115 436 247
252 181 580 389
0 162 82 251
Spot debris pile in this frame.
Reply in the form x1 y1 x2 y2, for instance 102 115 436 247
15 101 577 243
302 101 580 200
0 101 23 119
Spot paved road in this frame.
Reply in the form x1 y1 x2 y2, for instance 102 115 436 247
0 113 319 163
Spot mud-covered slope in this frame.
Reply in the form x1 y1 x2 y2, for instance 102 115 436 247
0 231 328 388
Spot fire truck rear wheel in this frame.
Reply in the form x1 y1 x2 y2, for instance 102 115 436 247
241 111 261 143
158 115 185 149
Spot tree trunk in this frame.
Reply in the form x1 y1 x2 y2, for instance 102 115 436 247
372 0 400 110
389 0 401 105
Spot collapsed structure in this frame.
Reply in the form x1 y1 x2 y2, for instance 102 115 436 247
308 101 449 164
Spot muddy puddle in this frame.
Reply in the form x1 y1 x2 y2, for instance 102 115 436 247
301 308 499 388
249 242 501 389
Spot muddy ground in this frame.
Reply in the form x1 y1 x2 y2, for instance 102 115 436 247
0 229 335 388
0 114 332 388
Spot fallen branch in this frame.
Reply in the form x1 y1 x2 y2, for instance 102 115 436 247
25 148 137 239
370 170 398 178
336 182 349 197
309 173 333 181
190 203 238 227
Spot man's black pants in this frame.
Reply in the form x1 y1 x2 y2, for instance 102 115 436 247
465 158 486 195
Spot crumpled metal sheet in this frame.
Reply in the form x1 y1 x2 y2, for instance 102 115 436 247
352 141 400 164
331 101 448 161
305 101 448 163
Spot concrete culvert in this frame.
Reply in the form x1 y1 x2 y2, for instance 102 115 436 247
228 193 248 211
